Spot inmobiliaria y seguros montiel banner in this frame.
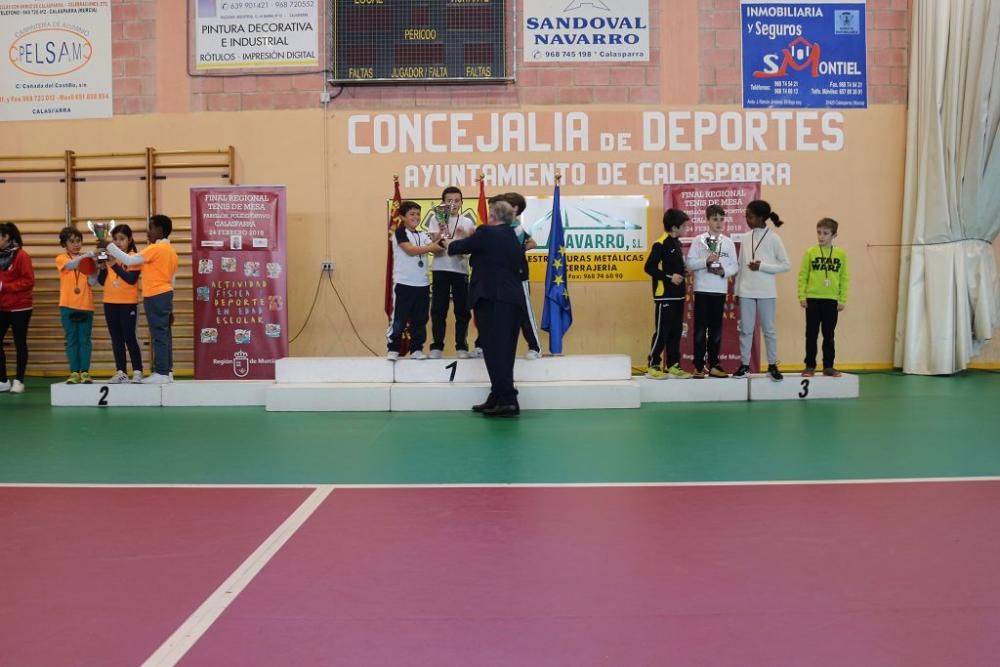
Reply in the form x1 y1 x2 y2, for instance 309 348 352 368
191 186 288 380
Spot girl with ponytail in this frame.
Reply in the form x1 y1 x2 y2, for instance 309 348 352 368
733 200 790 381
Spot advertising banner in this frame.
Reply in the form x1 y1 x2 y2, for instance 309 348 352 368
523 195 649 282
0 0 112 121
663 182 761 371
193 0 319 70
191 186 288 379
523 0 650 63
741 0 868 109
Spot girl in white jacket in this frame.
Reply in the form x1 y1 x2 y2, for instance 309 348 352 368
733 200 790 380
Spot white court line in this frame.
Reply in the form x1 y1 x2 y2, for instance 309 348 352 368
141 484 334 667
3 476 1000 489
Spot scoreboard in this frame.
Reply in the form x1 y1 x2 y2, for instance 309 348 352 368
331 0 508 83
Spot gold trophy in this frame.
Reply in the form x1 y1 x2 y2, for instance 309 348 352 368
87 220 111 261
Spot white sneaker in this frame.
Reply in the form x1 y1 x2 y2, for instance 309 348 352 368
409 350 427 360
525 349 541 360
132 370 144 383
169 372 174 381
472 347 484 358
387 351 399 361
10 379 24 394
108 371 129 384
456 349 470 359
0 380 10 392
143 372 172 384
429 349 442 359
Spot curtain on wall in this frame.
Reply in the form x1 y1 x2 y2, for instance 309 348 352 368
894 1 1000 374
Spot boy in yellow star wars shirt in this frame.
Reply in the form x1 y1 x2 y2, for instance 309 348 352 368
798 217 849 377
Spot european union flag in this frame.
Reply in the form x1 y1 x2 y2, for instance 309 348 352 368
541 182 572 354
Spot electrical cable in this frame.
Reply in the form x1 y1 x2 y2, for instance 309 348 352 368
288 269 324 344
327 272 380 356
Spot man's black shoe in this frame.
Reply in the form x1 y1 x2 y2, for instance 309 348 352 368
482 403 520 418
472 395 496 413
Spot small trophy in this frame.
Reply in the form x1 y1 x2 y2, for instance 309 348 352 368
704 233 722 270
87 220 111 261
433 202 455 239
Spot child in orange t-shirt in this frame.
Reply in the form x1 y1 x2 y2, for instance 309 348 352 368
103 214 178 384
96 224 144 383
55 226 98 384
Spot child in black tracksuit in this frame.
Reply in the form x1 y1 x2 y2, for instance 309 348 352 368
644 208 692 379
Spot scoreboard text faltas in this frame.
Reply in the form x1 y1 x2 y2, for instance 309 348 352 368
332 0 508 83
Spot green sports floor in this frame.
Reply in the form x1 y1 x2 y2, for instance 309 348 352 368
2 372 998 485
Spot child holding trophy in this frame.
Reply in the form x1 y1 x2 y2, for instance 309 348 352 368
427 186 476 359
387 201 440 360
102 215 178 384
685 204 739 378
95 224 144 383
798 217 849 377
55 226 98 384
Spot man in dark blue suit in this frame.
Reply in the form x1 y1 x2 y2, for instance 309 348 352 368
443 200 527 417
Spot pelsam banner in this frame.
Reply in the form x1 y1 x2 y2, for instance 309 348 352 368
663 181 761 370
191 186 289 379
0 0 112 121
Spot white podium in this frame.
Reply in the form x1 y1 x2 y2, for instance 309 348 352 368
50 382 163 407
749 373 860 400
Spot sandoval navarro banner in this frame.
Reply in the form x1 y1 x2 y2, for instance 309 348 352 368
191 186 289 380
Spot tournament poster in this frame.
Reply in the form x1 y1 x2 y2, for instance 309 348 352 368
191 186 289 379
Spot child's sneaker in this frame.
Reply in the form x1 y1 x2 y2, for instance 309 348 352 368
10 379 24 394
456 349 470 359
731 365 750 378
143 373 172 384
801 367 816 377
767 364 783 381
691 368 705 379
65 372 81 384
132 370 144 383
823 367 843 377
471 347 484 358
0 380 10 392
668 364 692 379
429 349 442 359
409 350 427 360
386 351 399 361
80 372 93 384
108 371 129 384
709 366 729 378
645 366 668 380
525 349 541 360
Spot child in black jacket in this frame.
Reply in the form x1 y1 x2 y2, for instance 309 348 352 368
644 208 692 379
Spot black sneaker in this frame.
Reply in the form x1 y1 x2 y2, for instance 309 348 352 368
767 364 783 381
732 364 750 378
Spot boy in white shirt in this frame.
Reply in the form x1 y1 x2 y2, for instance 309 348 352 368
387 201 440 360
685 204 740 378
427 187 476 358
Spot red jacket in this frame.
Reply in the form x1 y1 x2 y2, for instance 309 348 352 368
0 248 34 311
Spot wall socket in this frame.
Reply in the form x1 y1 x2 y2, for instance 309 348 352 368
321 261 334 273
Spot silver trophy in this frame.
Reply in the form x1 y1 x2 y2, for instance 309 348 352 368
87 220 111 261
433 202 455 240
703 233 722 270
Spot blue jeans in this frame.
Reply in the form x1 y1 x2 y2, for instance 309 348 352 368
144 291 173 374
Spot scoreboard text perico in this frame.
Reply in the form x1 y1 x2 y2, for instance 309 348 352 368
331 0 508 83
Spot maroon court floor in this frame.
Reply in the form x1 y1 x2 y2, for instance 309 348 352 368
3 481 1000 666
